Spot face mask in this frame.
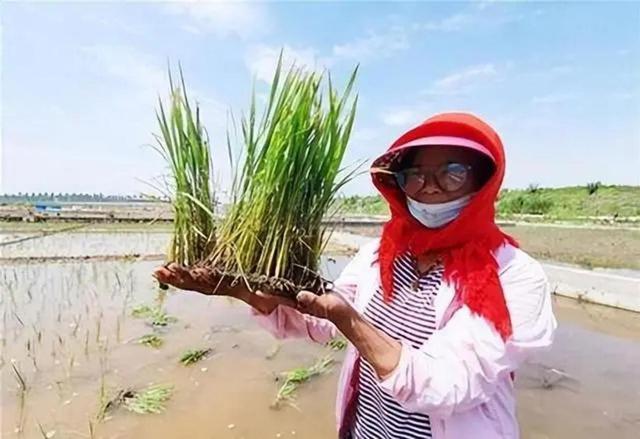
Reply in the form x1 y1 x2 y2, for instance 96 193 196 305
406 193 474 228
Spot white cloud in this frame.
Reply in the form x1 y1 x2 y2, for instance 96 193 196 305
381 108 422 127
245 44 330 83
531 93 577 105
473 0 497 11
546 65 573 76
332 26 409 60
82 45 227 115
163 0 270 39
420 13 474 32
426 63 498 95
352 127 380 143
82 45 165 94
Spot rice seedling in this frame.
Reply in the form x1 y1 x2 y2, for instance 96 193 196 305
71 314 81 338
84 329 90 357
12 362 28 392
179 348 212 366
149 309 178 327
272 355 334 409
95 319 101 343
131 304 155 318
154 66 216 266
12 363 28 433
12 311 25 327
36 420 55 438
116 316 121 343
204 55 359 299
138 334 164 349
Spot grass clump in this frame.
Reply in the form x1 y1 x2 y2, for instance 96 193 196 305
179 348 212 366
124 384 173 414
138 334 164 349
207 56 359 298
498 192 554 215
99 385 173 418
131 304 177 327
154 67 216 266
272 355 334 408
149 309 178 327
131 304 155 318
336 185 640 222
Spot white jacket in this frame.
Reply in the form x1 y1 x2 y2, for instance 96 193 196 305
253 239 557 438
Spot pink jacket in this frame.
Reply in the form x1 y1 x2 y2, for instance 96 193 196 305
252 239 557 438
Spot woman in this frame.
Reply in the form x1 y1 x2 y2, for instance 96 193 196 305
154 112 557 438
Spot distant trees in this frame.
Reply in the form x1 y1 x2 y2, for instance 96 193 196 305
0 193 153 203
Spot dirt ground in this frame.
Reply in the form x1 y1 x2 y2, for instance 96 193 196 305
338 223 640 270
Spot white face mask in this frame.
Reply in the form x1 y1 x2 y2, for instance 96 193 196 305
406 193 474 228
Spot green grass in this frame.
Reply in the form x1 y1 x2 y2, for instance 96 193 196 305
335 185 640 222
208 55 359 286
334 195 389 216
154 66 216 265
497 185 640 219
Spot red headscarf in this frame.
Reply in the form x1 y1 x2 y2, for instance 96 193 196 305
371 112 517 340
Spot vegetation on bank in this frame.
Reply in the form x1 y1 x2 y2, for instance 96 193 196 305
334 184 640 221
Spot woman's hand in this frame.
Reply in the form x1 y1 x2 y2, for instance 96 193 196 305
294 290 357 325
296 289 401 377
154 265 400 376
153 263 219 295
152 263 295 314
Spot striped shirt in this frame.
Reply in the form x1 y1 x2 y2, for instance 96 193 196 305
351 253 443 439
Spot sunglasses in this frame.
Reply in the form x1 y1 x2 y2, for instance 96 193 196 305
374 162 473 195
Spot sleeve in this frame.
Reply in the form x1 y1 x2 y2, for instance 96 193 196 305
251 239 379 344
375 253 557 417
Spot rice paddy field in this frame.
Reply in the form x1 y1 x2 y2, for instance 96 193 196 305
2 226 639 438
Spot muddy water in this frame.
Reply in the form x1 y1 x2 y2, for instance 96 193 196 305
1 236 639 438
0 231 169 258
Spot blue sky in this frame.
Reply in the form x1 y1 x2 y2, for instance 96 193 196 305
3 0 639 196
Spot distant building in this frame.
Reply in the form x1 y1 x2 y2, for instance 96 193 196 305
34 203 62 212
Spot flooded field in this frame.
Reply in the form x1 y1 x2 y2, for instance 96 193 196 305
1 231 639 438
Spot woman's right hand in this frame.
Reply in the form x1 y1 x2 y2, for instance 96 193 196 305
152 263 295 315
153 263 219 295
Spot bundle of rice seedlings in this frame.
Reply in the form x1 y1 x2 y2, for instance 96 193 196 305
99 384 173 417
154 67 216 266
204 56 359 299
123 384 173 414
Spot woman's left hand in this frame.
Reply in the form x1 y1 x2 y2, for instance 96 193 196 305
252 289 356 324
294 290 357 325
